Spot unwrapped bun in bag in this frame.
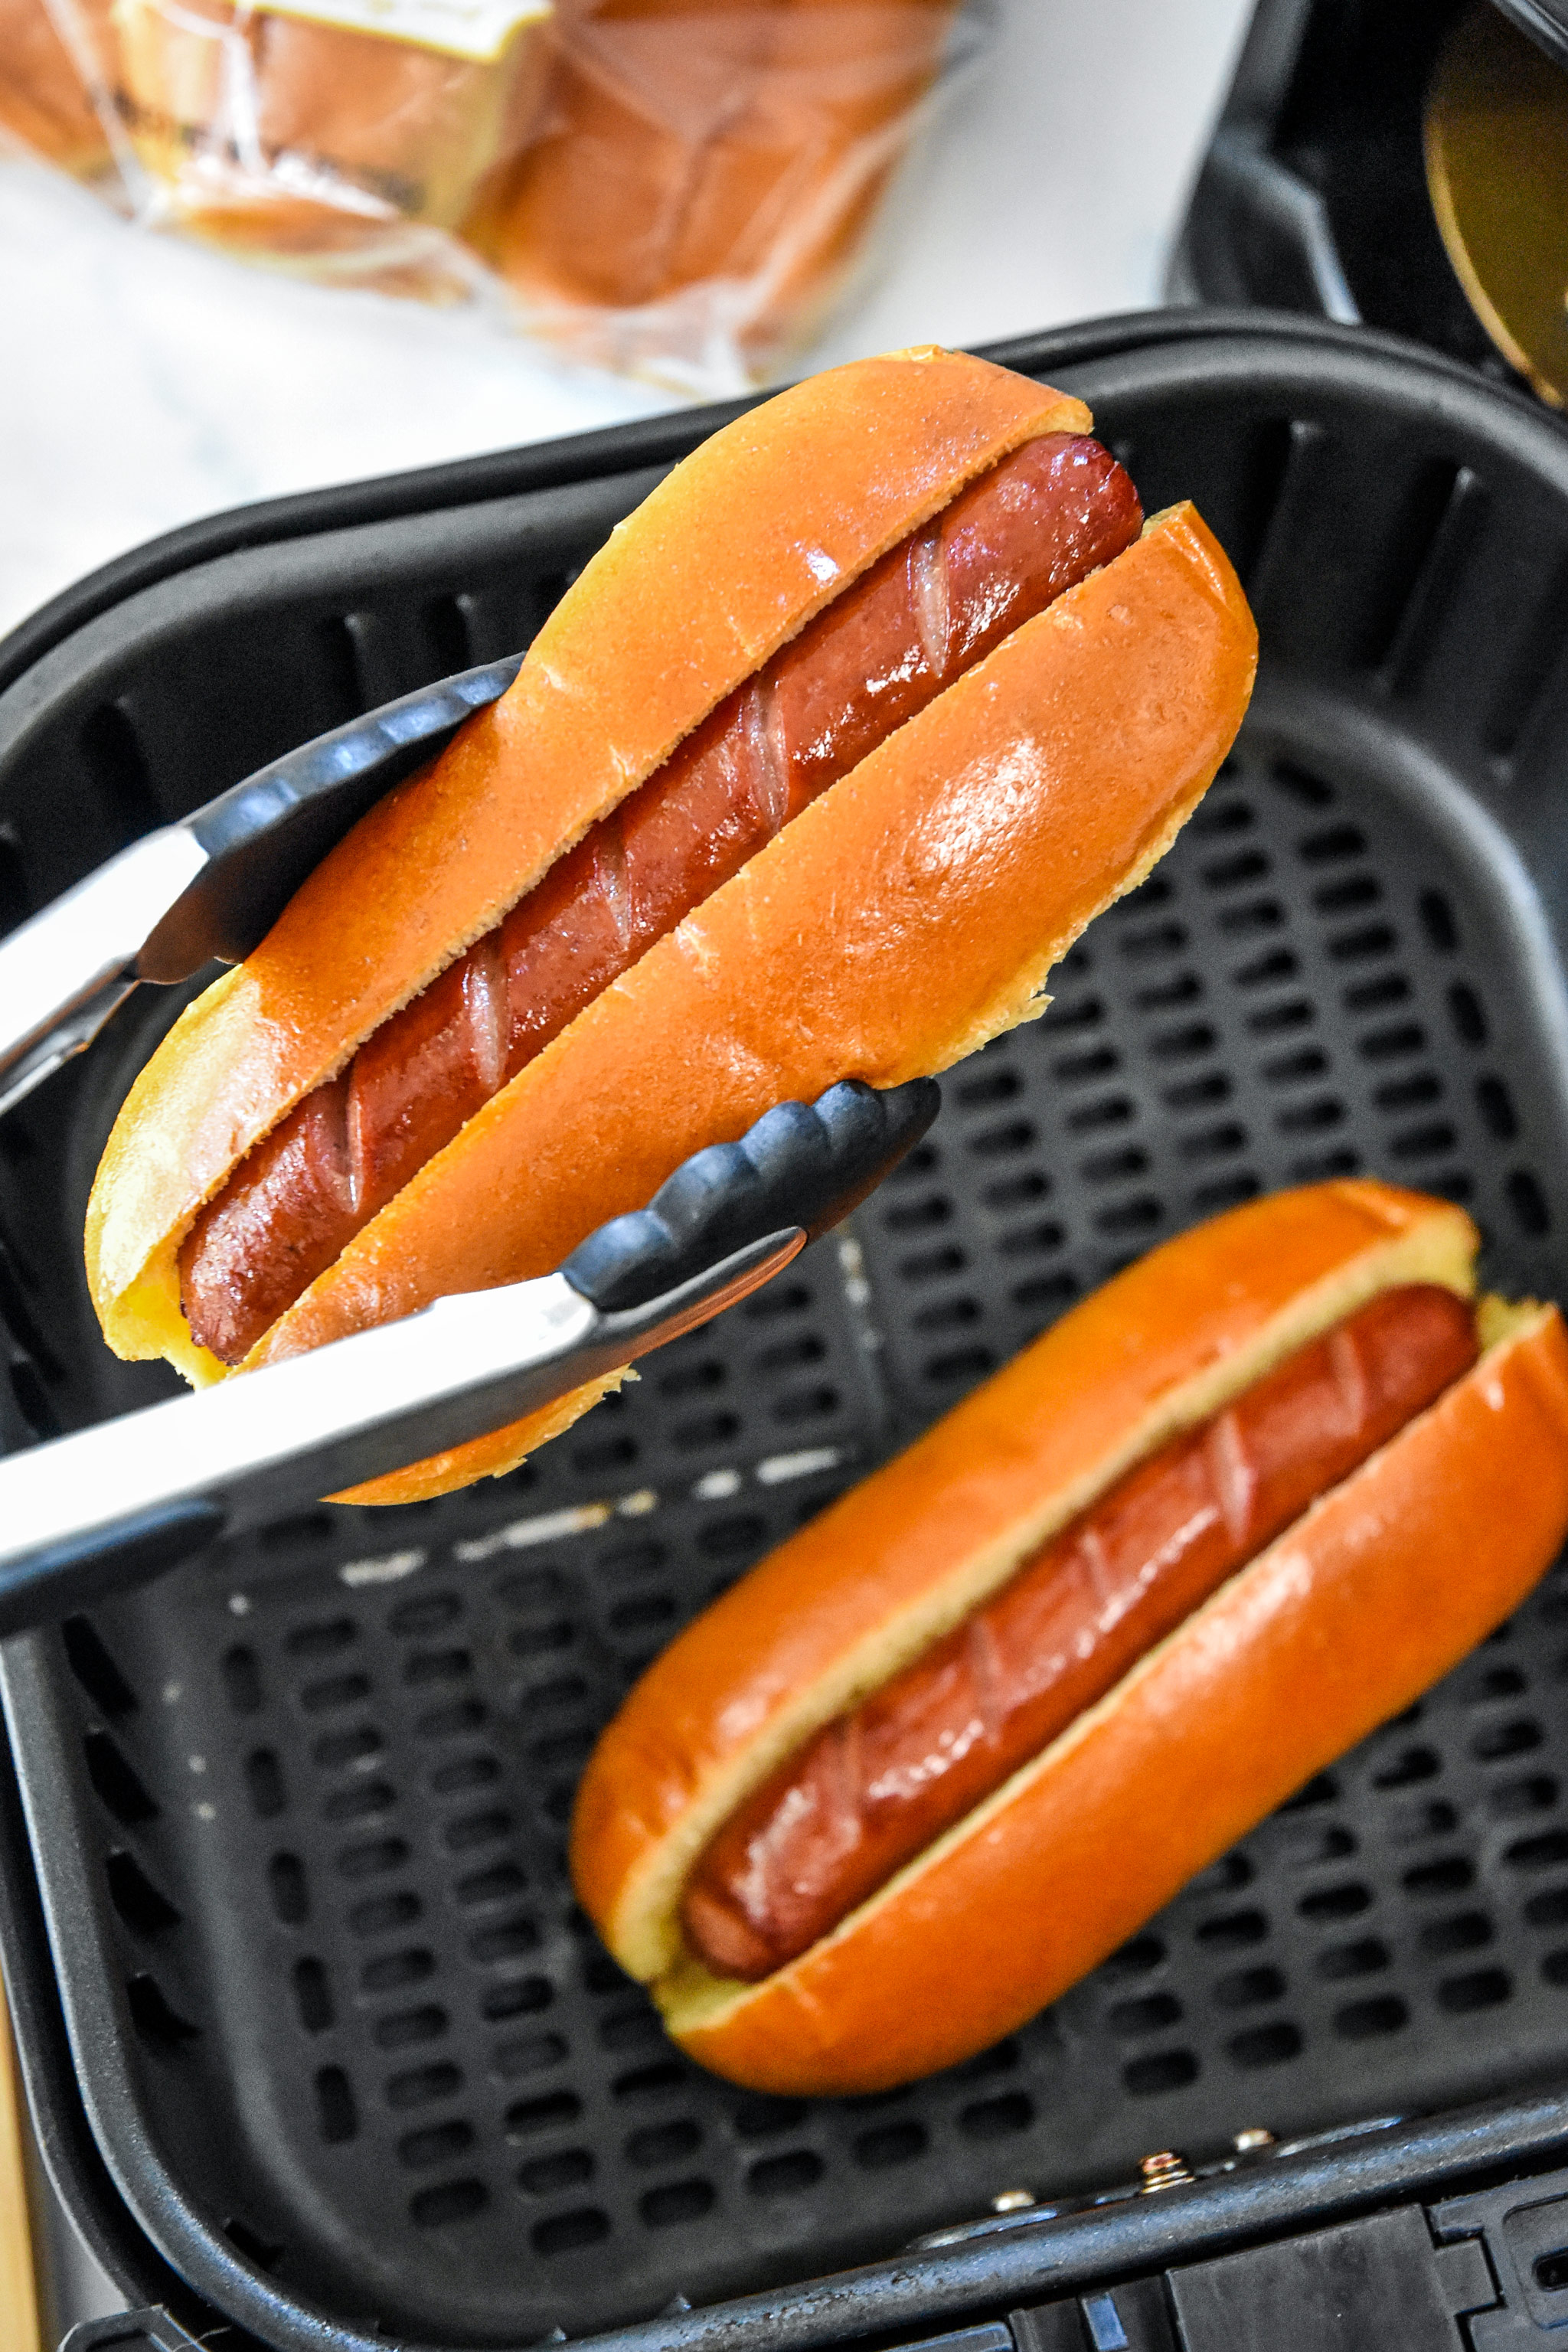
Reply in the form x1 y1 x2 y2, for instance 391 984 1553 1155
463 0 968 387
111 0 550 290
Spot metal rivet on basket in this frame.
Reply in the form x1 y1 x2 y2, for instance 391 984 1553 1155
1233 2127 1276 2154
990 2188 1036 2213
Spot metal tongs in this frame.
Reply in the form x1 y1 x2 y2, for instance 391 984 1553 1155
0 1076 937 1638
0 659 940 1636
0 654 524 1118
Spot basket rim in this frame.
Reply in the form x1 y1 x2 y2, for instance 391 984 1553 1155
2 305 1553 706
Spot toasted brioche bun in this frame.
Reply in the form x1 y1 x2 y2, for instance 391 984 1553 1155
570 1181 1568 2092
86 350 1255 1502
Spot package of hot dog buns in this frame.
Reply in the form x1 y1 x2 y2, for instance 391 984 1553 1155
2 0 979 381
15 0 556 299
460 0 984 390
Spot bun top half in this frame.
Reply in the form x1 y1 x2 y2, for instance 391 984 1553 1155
87 348 1089 1375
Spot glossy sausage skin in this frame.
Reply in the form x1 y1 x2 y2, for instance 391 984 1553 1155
680 1283 1481 1982
181 433 1142 1363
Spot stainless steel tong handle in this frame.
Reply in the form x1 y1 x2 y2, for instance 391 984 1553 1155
0 1233 801 1635
0 1075 942 1636
0 829 207 1117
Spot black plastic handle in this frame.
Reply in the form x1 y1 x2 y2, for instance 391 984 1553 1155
560 1077 941 1314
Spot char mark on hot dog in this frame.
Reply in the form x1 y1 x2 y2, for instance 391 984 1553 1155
680 1281 1480 1982
179 430 1142 1364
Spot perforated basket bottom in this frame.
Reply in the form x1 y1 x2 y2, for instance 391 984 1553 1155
33 718 1568 2347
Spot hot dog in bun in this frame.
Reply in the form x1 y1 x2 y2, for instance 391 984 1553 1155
87 347 1256 1501
572 1181 1568 2093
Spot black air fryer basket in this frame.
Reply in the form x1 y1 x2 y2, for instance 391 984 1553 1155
11 312 1568 2352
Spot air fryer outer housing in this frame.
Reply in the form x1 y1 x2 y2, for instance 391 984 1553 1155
1170 0 1566 391
11 311 1568 2350
1499 0 1568 67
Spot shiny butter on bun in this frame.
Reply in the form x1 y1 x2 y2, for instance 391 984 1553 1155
572 1181 1568 2094
87 348 1257 1502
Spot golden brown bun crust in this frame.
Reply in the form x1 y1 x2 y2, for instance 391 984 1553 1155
87 350 1087 1385
259 498 1256 1501
571 1180 1478 1981
667 1301 1568 2093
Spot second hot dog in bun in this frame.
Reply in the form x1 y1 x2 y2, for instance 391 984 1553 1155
86 347 1256 1501
572 1181 1568 2094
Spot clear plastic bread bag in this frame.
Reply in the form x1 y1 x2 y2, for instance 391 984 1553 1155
461 0 990 393
3 0 554 299
1 0 988 382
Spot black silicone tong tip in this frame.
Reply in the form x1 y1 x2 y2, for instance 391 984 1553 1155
561 1077 942 1316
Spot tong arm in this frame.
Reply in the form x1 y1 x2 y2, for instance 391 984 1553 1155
0 653 524 1122
0 1232 801 1637
0 829 208 1118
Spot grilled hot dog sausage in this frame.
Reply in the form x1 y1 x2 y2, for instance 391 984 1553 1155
179 432 1142 1364
681 1282 1480 1982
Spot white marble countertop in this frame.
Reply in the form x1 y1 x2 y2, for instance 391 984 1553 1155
0 0 1253 645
